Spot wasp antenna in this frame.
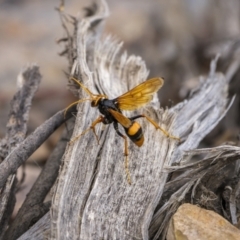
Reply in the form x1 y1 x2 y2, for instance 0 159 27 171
64 98 91 118
70 77 94 97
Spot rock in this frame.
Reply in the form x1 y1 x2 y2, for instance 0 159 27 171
167 203 240 240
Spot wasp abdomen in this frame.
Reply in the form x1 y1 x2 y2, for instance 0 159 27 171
125 121 144 147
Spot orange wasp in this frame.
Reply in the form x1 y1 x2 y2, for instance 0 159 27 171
66 77 179 184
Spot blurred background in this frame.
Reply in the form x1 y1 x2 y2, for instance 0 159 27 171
0 0 240 217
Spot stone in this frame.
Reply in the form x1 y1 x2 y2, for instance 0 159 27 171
167 203 240 240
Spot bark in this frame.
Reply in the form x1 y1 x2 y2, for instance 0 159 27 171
2 1 240 240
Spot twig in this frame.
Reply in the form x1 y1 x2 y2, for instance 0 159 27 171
4 201 51 240
0 65 41 238
3 120 74 240
0 106 76 190
17 212 51 240
0 65 41 161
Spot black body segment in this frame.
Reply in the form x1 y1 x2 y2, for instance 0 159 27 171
98 99 121 125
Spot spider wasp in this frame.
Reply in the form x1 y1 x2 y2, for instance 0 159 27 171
65 77 179 184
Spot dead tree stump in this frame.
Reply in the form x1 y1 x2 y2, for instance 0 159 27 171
1 1 240 240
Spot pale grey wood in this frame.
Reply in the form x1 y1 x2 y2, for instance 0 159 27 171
172 71 229 162
0 66 41 239
17 212 50 240
0 1 235 239
13 1 232 240
49 1 230 240
150 145 240 239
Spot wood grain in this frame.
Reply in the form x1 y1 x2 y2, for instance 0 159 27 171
16 1 234 240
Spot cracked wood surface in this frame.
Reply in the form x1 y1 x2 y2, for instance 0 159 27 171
49 1 229 240
17 1 231 240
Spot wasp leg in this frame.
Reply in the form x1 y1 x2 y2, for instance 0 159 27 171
70 116 104 145
113 122 131 185
129 114 180 141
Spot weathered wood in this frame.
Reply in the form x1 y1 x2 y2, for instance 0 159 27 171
17 212 51 240
4 122 74 240
11 1 240 240
0 107 76 190
0 66 42 162
0 72 76 239
48 1 231 240
0 66 41 239
149 145 240 239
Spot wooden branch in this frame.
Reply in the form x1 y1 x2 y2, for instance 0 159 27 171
0 70 75 239
150 145 240 239
0 65 42 161
5 202 51 240
18 212 51 240
3 120 74 240
0 66 41 238
0 106 76 190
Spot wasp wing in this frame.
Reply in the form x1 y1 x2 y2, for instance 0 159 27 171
108 109 132 128
115 77 164 111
